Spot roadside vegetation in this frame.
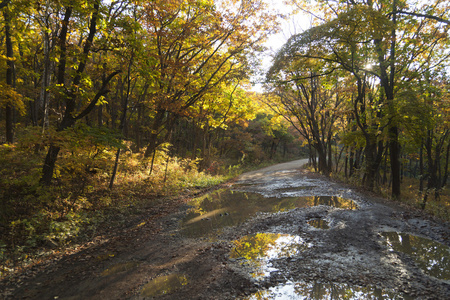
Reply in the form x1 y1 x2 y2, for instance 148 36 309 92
0 115 303 278
265 1 449 220
1 0 449 282
0 0 298 277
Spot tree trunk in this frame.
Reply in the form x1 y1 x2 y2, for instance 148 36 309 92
39 5 72 185
382 149 387 185
390 126 401 198
41 24 51 131
109 149 121 189
41 145 61 184
419 144 424 192
191 120 198 160
389 0 401 199
442 142 449 188
40 2 118 185
144 109 166 158
345 149 348 178
110 53 134 189
349 149 354 177
327 138 333 172
316 146 330 176
364 141 378 191
4 8 15 143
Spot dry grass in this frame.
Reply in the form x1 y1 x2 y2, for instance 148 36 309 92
333 169 450 221
397 178 450 221
0 146 233 278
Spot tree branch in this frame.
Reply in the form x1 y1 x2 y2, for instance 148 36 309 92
74 70 121 121
73 0 100 86
395 10 450 25
268 67 338 84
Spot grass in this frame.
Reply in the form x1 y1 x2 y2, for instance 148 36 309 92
0 145 240 279
0 138 305 279
0 144 301 278
392 177 449 221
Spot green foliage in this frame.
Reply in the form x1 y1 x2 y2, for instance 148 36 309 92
0 0 291 279
1 139 246 278
10 210 86 248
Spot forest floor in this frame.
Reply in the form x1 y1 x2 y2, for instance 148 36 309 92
1 159 449 299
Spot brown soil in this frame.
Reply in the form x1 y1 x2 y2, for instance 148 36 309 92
1 160 449 300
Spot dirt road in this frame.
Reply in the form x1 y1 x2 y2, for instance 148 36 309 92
2 160 449 299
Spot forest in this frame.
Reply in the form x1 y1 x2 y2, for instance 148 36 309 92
0 0 449 278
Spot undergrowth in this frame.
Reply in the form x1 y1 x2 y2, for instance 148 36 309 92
330 169 450 222
0 144 247 279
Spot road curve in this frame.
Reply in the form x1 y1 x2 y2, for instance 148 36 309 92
237 158 309 181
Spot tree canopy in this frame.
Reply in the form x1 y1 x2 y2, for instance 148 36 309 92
265 0 449 199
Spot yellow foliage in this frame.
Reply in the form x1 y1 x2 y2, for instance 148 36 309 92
0 54 16 62
0 82 28 115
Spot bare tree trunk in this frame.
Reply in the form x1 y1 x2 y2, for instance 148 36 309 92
149 149 156 175
41 145 61 184
109 52 134 189
442 142 449 188
349 149 354 177
144 109 166 158
419 143 424 192
389 0 401 199
390 126 401 198
109 149 121 189
344 149 348 178
41 21 51 132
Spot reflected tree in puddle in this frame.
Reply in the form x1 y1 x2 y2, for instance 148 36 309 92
382 232 450 280
230 233 286 260
308 196 358 209
246 281 413 300
181 190 357 237
230 233 307 279
141 273 188 297
308 219 330 229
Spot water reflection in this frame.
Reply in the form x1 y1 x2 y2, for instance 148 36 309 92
246 281 413 300
141 273 188 297
382 232 450 280
229 233 307 279
181 189 357 237
308 219 330 229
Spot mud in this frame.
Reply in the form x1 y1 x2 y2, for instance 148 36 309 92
1 159 449 299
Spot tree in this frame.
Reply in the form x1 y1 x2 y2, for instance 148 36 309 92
266 58 343 175
2 1 15 143
40 1 120 185
268 6 389 184
399 70 450 206
278 0 450 196
140 0 279 158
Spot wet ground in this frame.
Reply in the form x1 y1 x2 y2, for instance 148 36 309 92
2 159 449 299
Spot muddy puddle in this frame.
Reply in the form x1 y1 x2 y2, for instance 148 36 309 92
181 189 357 237
308 218 330 229
229 233 310 279
274 186 317 193
245 280 413 300
141 273 188 297
382 232 450 280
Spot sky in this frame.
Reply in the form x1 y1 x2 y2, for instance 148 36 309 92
251 0 313 92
